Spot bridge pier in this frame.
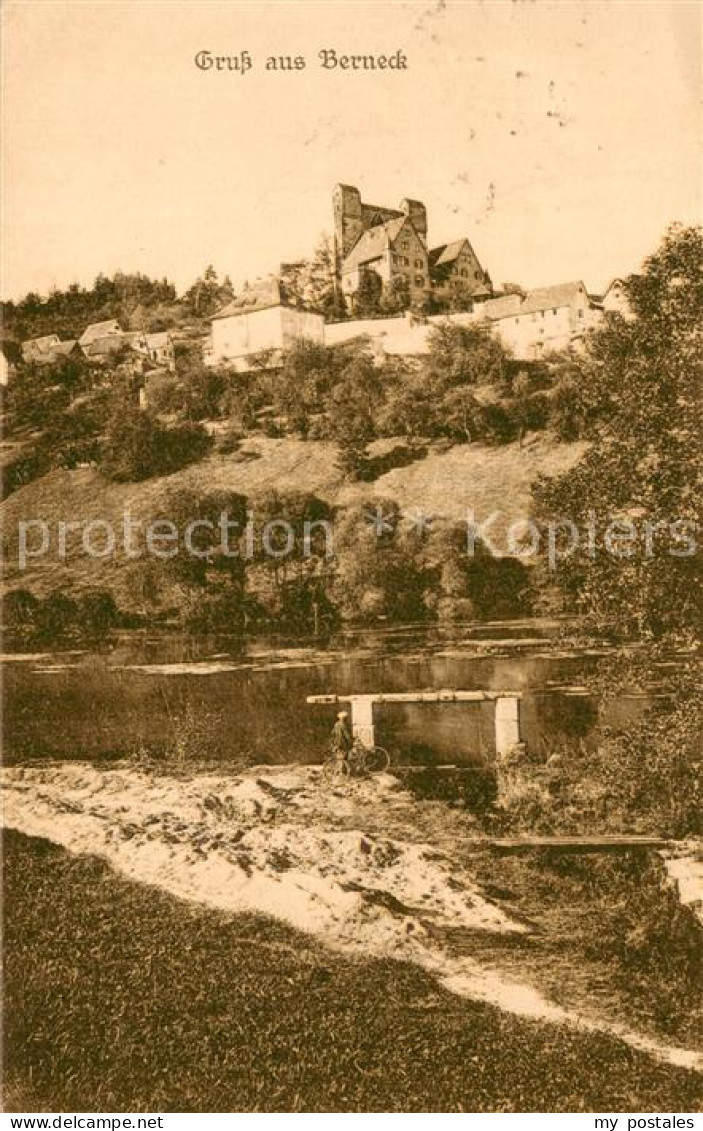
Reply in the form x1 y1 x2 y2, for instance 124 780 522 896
350 695 376 746
494 696 522 756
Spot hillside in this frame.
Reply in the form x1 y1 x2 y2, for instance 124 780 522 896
2 433 585 608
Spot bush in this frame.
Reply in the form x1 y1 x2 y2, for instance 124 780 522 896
78 590 121 635
584 855 702 1036
100 403 212 481
3 587 122 646
3 589 42 640
36 591 79 641
400 766 497 812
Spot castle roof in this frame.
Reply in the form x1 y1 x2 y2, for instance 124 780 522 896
429 239 471 268
342 216 409 272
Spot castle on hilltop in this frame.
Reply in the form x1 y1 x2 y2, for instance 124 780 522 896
333 183 492 310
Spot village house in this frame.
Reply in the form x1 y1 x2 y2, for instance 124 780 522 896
21 335 81 366
206 276 324 370
142 330 176 371
21 334 60 363
473 281 599 358
78 319 123 351
600 277 633 318
77 321 175 371
126 330 176 372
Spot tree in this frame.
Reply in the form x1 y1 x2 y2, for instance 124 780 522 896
183 266 235 318
153 487 249 630
446 280 476 313
271 340 343 436
245 490 335 632
425 321 511 389
327 354 380 478
280 234 343 317
354 269 383 317
100 399 211 481
331 501 430 624
380 276 411 315
532 225 702 835
534 224 702 642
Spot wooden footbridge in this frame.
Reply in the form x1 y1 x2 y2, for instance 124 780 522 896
306 688 523 754
483 835 672 854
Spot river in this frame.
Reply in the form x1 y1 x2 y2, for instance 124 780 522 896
3 618 658 764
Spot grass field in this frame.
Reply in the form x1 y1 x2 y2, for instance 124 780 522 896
1 434 585 606
4 829 701 1113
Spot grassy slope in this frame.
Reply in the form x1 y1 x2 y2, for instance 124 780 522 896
4 829 700 1113
2 434 585 606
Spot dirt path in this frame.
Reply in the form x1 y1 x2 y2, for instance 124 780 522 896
2 761 701 1073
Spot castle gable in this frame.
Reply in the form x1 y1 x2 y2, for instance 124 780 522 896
342 216 407 272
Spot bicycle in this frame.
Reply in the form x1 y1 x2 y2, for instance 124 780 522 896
322 737 391 782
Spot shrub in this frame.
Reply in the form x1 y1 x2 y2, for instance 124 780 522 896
100 404 211 481
400 766 497 812
78 590 121 635
3 587 122 646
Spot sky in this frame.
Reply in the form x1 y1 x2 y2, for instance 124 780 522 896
2 0 701 300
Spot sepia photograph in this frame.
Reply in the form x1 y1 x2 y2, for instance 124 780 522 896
1 0 701 1120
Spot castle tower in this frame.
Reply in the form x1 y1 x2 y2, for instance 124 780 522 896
333 184 365 261
400 198 428 244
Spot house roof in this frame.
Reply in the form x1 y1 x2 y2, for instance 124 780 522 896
79 319 123 346
342 217 409 272
82 334 128 357
52 340 78 357
21 337 79 366
21 334 60 359
520 281 586 314
211 277 287 320
478 281 586 321
144 331 172 349
476 293 523 320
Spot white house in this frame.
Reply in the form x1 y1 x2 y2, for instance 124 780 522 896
601 277 633 318
206 277 325 370
474 281 600 358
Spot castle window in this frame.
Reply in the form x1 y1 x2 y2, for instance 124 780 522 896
415 258 423 268
415 276 424 287
553 308 558 315
460 269 467 278
475 271 481 280
404 257 410 266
